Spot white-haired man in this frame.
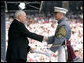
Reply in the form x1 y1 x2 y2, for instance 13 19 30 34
6 10 44 62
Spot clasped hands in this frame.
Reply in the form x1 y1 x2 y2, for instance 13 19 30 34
43 36 48 42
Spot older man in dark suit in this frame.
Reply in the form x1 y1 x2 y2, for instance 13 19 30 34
6 10 45 62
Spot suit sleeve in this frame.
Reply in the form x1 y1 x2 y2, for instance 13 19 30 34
17 22 44 42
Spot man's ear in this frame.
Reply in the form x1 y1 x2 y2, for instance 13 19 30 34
18 16 21 20
63 13 65 16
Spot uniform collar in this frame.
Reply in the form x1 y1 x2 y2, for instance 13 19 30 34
58 18 66 24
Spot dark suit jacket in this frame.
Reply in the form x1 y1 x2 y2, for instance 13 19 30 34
6 19 43 61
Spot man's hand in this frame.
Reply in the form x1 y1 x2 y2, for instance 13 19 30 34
43 36 48 42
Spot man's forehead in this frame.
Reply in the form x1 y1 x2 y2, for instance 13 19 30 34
54 12 60 14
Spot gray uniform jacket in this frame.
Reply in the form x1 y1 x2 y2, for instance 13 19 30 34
47 18 71 52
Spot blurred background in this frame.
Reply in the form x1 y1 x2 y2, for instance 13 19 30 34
1 1 83 62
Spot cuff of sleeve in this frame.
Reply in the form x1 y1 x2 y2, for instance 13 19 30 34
43 36 45 42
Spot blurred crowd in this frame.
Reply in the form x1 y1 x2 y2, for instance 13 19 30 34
6 13 83 62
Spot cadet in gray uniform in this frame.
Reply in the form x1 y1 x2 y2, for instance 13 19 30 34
30 7 71 62
45 7 71 62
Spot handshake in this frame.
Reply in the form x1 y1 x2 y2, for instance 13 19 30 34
43 36 48 42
